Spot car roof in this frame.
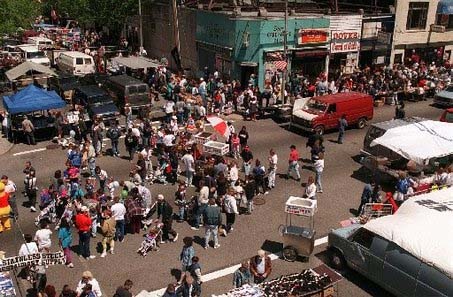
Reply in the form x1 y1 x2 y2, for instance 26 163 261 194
371 117 427 131
108 74 145 86
312 92 371 104
76 85 107 97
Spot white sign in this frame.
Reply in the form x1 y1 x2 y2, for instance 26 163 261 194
331 41 360 53
0 252 65 272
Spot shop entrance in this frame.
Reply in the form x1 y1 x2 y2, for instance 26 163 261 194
240 65 257 88
291 51 327 81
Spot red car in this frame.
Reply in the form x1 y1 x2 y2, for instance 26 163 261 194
439 108 453 122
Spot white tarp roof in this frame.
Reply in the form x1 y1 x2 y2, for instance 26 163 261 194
111 56 161 70
370 120 453 165
364 187 453 278
5 61 56 81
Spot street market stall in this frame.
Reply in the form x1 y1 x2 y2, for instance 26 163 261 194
4 61 57 90
3 84 66 142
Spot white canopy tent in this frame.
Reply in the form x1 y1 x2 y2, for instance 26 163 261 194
111 56 161 70
370 120 453 165
364 187 453 278
5 61 57 81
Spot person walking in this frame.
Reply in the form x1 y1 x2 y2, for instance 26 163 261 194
156 194 178 243
24 170 37 212
58 219 73 268
111 196 126 242
250 250 272 284
125 196 143 234
179 237 195 284
181 149 195 187
233 261 252 288
223 188 239 235
100 210 116 258
314 152 324 193
244 175 256 215
74 206 95 260
337 114 348 144
191 180 209 230
357 180 375 214
107 121 121 157
267 149 278 189
286 145 301 182
240 145 253 177
238 126 249 150
2 175 17 219
203 199 222 249
188 256 203 288
21 116 35 145
125 129 139 161
114 280 133 297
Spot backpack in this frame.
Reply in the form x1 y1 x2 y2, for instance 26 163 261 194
109 127 120 140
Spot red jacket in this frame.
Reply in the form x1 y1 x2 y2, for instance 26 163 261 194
75 213 92 232
0 192 9 208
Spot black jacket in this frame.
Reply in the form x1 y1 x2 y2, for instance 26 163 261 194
176 282 201 297
157 201 173 221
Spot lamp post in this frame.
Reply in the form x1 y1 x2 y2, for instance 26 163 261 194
139 0 144 55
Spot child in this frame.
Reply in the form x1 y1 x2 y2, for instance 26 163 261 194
231 133 240 159
34 221 52 253
58 219 73 268
175 183 187 222
137 221 162 256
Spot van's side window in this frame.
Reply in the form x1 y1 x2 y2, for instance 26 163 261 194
84 58 92 65
351 228 374 249
128 86 137 94
327 104 336 113
76 58 83 65
138 85 147 93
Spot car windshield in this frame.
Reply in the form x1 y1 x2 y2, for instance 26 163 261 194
445 112 453 122
304 99 327 113
27 51 45 59
89 95 113 105
60 77 78 85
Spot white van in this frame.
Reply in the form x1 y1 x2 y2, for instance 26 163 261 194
27 37 54 47
16 45 51 66
57 52 95 76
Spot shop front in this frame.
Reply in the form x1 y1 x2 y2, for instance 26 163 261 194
328 15 362 79
292 28 329 79
359 15 394 68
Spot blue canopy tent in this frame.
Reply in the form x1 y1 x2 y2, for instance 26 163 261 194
437 0 453 14
3 84 66 115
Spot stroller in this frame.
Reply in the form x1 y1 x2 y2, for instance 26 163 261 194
153 160 169 184
137 221 163 257
35 199 57 227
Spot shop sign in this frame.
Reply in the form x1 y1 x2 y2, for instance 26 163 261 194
298 29 328 45
331 41 360 53
265 25 292 44
0 252 65 272
331 31 359 40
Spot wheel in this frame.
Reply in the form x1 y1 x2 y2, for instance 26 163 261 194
283 246 298 262
314 125 325 135
357 117 367 129
330 249 347 270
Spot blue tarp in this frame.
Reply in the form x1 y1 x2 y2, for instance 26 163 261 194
3 85 66 114
437 0 453 14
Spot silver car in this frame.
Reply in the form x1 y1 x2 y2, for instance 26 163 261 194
328 225 453 297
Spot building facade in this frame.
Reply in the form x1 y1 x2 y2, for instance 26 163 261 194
390 0 453 66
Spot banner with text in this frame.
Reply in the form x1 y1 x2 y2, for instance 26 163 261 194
0 252 65 272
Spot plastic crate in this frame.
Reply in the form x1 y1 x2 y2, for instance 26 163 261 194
194 132 213 145
203 141 229 156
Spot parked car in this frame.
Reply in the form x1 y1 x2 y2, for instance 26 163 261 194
328 224 453 296
289 92 373 135
104 74 151 110
433 85 453 107
48 73 80 101
439 108 453 123
73 85 119 123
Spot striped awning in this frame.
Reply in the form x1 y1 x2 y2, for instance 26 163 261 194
274 60 288 70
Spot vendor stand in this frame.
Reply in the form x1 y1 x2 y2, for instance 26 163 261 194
3 84 66 143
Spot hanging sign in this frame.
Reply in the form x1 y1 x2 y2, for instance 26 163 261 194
298 29 328 44
0 252 65 272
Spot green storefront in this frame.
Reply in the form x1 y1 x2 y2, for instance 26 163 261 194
196 10 330 88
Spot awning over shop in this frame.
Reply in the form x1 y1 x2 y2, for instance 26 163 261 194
370 120 453 165
437 0 453 14
274 61 288 70
5 62 57 81
111 56 161 70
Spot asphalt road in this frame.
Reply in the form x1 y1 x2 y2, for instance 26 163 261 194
0 99 443 297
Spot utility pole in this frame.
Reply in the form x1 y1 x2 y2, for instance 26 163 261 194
139 0 144 54
172 0 182 69
281 0 288 104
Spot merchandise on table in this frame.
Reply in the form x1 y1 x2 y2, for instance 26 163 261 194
0 272 16 297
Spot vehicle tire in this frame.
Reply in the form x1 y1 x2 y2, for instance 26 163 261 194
283 246 298 262
330 249 347 271
357 117 367 129
314 125 325 135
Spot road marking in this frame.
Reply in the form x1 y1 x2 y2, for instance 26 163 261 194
142 235 329 297
13 148 47 156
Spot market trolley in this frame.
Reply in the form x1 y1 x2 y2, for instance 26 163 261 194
279 196 317 262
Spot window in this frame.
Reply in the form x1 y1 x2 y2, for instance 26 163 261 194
127 86 137 94
138 85 147 93
84 58 92 65
76 58 83 65
327 104 336 113
351 228 374 249
436 14 453 29
394 53 403 64
406 2 429 30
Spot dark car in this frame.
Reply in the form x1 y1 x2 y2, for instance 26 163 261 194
79 73 110 87
73 85 119 123
48 73 81 101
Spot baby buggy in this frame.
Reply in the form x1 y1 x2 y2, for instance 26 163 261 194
35 199 57 227
137 221 163 257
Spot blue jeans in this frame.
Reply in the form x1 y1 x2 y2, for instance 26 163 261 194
88 158 96 177
193 203 207 227
204 225 219 247
78 231 91 258
287 161 301 179
243 163 251 177
91 217 97 237
115 219 125 241
178 207 186 221
338 131 345 144
111 140 119 156
185 170 194 186
315 170 323 191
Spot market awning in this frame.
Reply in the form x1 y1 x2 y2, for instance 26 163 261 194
3 84 66 114
370 120 453 165
437 0 453 14
111 56 161 70
5 61 57 81
274 60 288 70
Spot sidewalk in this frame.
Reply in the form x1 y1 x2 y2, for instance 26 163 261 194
0 136 14 156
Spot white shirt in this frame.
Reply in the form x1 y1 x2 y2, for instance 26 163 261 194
111 203 126 221
98 169 108 181
305 183 317 199
223 195 238 214
131 127 141 137
19 242 39 256
256 257 266 274
34 229 52 248
199 106 206 117
163 134 175 146
199 186 209 204
268 154 278 169
179 78 187 87
181 153 195 172
76 278 102 297
314 159 324 173
229 166 238 182
4 180 16 194
164 101 175 114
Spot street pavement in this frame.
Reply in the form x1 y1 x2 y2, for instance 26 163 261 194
0 100 443 297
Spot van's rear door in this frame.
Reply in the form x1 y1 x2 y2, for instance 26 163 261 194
127 84 150 108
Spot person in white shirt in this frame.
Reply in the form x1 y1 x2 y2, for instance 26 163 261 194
179 76 187 88
223 188 239 235
164 100 175 123
34 221 52 253
229 161 239 187
19 234 39 256
162 132 176 147
304 176 317 200
267 149 278 189
2 175 17 219
191 180 209 230
313 153 325 193
76 271 102 297
111 197 126 242
181 150 195 187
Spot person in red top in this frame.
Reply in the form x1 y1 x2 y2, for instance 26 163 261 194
286 145 301 182
75 206 95 259
0 182 11 233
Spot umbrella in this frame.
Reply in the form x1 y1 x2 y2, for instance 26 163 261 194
206 115 230 139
